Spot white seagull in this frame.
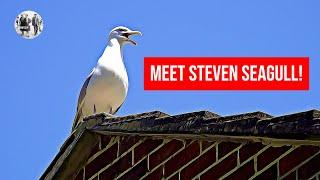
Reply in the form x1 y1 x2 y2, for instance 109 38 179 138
72 26 141 131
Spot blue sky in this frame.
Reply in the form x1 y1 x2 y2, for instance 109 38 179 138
1 0 320 179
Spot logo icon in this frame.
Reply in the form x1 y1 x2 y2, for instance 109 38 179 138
14 10 44 39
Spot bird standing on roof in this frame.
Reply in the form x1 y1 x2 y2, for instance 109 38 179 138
72 26 142 131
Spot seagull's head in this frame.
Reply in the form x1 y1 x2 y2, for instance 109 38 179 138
109 26 142 46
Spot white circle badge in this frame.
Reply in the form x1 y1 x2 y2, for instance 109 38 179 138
14 10 44 39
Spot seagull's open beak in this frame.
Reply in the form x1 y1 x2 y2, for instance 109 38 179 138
122 30 142 45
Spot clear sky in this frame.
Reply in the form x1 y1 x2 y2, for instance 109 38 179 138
1 0 320 179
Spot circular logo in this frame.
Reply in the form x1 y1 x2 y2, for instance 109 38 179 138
14 10 44 39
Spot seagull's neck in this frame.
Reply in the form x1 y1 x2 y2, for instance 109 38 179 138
97 38 125 70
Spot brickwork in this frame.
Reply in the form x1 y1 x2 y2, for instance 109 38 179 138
75 135 320 180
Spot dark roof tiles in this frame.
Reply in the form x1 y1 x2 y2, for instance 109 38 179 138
89 109 320 139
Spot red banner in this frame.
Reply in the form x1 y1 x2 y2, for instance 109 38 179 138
144 57 309 90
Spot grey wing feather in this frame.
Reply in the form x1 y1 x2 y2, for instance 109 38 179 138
72 68 95 131
113 102 124 114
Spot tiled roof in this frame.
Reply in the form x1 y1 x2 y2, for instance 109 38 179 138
89 109 320 139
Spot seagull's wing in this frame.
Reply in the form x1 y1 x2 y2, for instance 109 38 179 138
77 68 95 112
113 102 124 114
72 68 95 131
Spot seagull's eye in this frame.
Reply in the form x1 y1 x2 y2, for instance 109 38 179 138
118 28 127 32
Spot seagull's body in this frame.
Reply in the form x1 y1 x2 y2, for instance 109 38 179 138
82 38 128 117
72 26 141 131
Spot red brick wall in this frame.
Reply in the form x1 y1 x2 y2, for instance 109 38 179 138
75 135 320 180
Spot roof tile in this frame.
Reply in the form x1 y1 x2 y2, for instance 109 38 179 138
90 109 320 138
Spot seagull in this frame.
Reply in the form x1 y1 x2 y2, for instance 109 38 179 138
72 26 141 131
